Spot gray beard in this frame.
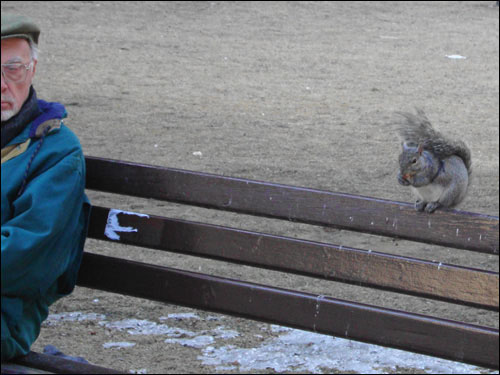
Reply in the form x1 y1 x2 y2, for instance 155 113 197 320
1 94 20 122
1 108 19 122
1 86 40 148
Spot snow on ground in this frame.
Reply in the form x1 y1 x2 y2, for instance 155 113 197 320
44 312 498 374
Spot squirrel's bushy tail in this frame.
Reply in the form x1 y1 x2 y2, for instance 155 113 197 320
395 108 472 177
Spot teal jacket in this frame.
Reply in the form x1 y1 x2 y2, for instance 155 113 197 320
1 100 90 361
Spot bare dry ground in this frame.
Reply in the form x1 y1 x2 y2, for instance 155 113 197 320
2 1 499 373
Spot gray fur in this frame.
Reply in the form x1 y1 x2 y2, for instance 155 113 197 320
395 109 471 213
396 109 472 176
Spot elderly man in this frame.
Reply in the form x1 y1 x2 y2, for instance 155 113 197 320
1 14 90 360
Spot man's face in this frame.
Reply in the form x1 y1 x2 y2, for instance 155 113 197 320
1 38 37 122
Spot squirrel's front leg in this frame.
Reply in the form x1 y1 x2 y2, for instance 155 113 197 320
424 202 441 213
415 200 426 211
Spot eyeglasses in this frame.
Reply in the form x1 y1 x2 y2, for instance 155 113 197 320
1 61 34 84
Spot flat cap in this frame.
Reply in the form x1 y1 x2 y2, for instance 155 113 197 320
1 13 40 45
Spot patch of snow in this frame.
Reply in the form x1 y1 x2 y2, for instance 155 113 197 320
199 327 495 374
44 312 106 326
103 342 136 349
165 335 214 348
100 319 195 337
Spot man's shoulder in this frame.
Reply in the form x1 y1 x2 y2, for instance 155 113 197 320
27 101 85 175
31 100 83 151
40 123 84 166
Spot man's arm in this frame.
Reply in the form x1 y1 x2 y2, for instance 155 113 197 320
1 151 87 299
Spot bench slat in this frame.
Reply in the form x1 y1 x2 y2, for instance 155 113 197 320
76 252 499 369
88 206 499 310
85 157 499 254
10 351 125 374
1 362 52 374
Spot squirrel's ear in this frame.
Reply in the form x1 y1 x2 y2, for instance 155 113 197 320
417 144 424 155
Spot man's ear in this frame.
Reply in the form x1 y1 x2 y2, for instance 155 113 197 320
31 59 38 77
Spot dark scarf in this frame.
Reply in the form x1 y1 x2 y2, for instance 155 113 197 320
1 87 41 148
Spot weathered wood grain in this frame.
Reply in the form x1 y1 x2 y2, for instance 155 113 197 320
77 252 500 370
86 157 499 254
88 205 499 310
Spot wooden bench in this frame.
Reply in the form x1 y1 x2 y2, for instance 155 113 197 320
8 156 499 373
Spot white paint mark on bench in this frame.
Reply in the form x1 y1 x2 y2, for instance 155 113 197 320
105 209 150 240
313 295 326 332
345 320 351 337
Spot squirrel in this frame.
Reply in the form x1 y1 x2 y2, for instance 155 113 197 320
395 109 472 213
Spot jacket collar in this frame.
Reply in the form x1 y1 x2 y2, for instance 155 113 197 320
3 99 67 148
29 100 66 138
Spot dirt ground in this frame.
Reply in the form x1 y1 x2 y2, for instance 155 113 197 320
1 1 499 373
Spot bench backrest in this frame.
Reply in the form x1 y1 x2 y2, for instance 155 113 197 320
78 156 499 369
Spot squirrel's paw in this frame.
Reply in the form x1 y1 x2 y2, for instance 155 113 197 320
398 173 411 186
424 202 441 213
415 200 426 211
